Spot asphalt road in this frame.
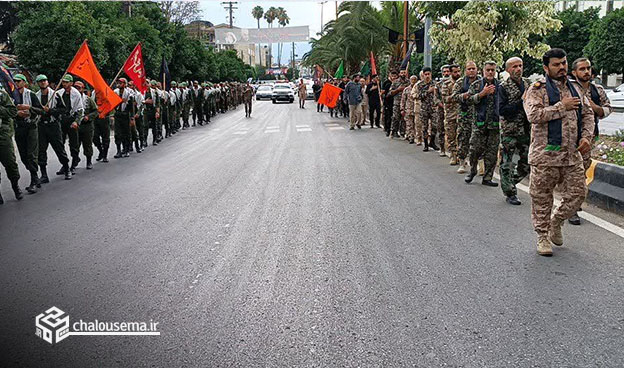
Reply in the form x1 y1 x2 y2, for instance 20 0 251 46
1 100 624 367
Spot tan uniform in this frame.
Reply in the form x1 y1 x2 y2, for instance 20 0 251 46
401 84 416 140
573 81 612 169
441 77 460 157
523 77 594 237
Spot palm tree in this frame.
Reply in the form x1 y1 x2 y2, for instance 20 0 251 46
264 7 278 68
252 6 264 28
276 7 290 68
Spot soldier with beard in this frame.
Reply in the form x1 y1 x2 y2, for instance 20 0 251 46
441 65 462 165
389 69 409 139
452 61 480 174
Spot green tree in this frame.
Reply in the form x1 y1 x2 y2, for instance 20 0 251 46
430 1 561 66
251 6 264 29
585 7 624 75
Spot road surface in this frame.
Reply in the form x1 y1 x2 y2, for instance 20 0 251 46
1 100 624 367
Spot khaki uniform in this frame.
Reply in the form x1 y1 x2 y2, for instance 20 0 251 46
436 79 447 152
573 81 612 170
523 77 594 238
0 89 19 189
401 84 416 140
414 80 439 143
441 77 460 158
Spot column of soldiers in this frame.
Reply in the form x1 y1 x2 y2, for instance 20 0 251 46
377 47 611 256
0 76 247 205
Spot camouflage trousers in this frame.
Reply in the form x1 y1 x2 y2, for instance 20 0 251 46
420 107 437 141
529 163 586 237
457 111 472 160
468 126 499 181
499 134 530 197
405 114 415 139
444 117 458 157
0 122 20 183
437 106 445 152
391 104 403 134
413 101 423 142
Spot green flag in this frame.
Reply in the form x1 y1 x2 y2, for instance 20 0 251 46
334 61 344 79
360 60 371 77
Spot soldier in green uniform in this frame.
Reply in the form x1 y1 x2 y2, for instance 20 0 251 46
112 78 134 158
74 81 98 170
127 80 144 152
93 92 113 163
0 86 21 203
451 61 480 174
171 81 181 133
144 80 161 145
203 83 211 123
51 74 84 176
464 61 500 187
191 81 204 126
181 82 191 129
14 74 43 193
35 75 71 181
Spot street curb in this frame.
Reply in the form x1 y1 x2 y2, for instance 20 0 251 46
586 161 624 216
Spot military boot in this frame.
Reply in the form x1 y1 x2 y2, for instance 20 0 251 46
95 144 103 161
114 143 123 159
102 144 109 163
62 165 71 180
429 136 439 151
478 160 485 176
11 179 23 200
39 165 49 184
122 142 130 157
537 237 553 256
25 172 39 194
134 140 142 153
549 217 564 246
449 154 458 166
423 138 429 152
86 157 93 170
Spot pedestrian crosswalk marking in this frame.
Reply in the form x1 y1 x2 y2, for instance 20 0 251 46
328 127 345 130
297 128 312 132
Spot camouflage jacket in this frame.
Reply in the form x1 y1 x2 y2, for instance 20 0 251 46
390 78 409 107
441 77 461 120
467 78 499 130
415 80 440 112
572 80 612 136
523 77 594 167
498 77 530 137
451 76 481 116
400 84 416 116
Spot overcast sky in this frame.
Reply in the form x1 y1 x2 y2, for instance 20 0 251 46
198 1 380 63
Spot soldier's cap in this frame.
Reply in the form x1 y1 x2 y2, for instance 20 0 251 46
74 81 85 88
62 74 73 82
13 73 27 82
118 77 128 84
35 74 48 82
171 81 177 86
150 80 158 86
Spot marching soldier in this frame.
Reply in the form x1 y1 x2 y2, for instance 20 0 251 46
181 82 191 129
191 81 204 126
451 61 480 174
52 74 84 175
112 78 134 157
74 81 98 170
35 74 71 181
524 48 595 256
0 86 21 203
14 73 43 193
401 75 417 144
389 69 409 139
243 82 254 118
464 61 500 187
415 67 440 152
568 57 612 225
441 65 462 165
498 57 531 205
436 65 450 156
144 80 161 145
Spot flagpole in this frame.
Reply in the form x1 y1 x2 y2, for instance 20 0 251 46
45 40 88 108
110 42 141 88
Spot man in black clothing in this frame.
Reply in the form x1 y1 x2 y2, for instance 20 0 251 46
366 75 382 128
382 71 397 136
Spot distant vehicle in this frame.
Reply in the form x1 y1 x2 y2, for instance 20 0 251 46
305 81 315 100
256 85 273 100
272 84 294 104
608 83 624 110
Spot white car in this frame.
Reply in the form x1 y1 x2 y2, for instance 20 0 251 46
607 83 624 110
256 85 273 100
271 84 294 103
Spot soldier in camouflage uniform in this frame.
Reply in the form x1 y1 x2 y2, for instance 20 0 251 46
0 87 21 203
464 61 500 186
451 61 480 174
436 65 450 156
389 69 409 139
14 73 42 193
400 75 417 143
568 57 612 225
180 82 191 129
74 81 99 169
524 48 595 256
441 65 461 165
144 80 161 145
414 67 440 152
498 57 531 206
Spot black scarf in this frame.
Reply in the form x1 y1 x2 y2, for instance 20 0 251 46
589 83 601 136
544 75 582 151
476 78 499 124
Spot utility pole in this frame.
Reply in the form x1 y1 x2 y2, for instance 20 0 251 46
424 16 432 68
221 1 238 28
402 1 408 59
320 1 327 33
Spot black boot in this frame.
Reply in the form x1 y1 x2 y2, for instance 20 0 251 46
40 165 49 184
86 156 93 170
423 138 429 152
429 136 439 151
122 142 129 158
63 165 71 180
114 143 123 158
25 172 39 194
465 169 477 183
102 144 109 163
11 179 23 200
134 140 142 153
128 141 134 152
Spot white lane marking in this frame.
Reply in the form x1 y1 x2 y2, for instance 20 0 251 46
297 128 312 132
266 126 279 129
329 127 345 130
324 123 340 127
493 173 624 239
296 124 310 128
264 130 280 133
233 131 247 135
237 128 250 131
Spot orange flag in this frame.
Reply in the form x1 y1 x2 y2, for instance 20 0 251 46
317 83 343 109
67 41 122 118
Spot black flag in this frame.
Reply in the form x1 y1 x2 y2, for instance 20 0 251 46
384 26 400 45
159 55 171 91
414 28 425 54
